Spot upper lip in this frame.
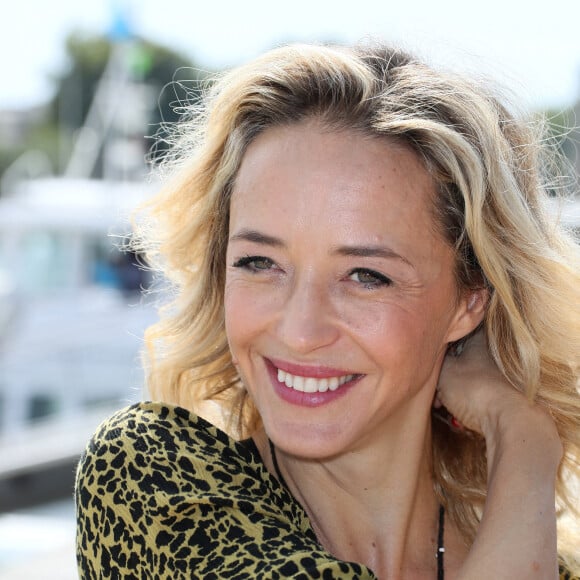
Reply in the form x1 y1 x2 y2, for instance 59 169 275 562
267 357 359 379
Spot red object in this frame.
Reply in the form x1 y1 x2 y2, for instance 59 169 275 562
450 416 463 430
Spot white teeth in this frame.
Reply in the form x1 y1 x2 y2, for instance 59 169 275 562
276 368 355 393
294 376 305 392
304 378 318 393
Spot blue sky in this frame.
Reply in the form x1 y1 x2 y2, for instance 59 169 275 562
2 0 579 111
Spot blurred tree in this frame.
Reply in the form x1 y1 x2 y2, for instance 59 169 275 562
543 107 580 192
0 118 61 186
0 31 212 190
545 109 574 158
51 32 211 174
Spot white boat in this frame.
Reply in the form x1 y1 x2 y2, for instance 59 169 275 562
0 176 157 511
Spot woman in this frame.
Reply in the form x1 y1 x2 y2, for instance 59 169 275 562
76 44 580 578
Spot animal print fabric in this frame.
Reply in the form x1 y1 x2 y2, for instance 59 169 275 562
76 402 578 579
75 402 374 579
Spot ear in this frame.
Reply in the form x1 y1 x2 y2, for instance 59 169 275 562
445 288 488 343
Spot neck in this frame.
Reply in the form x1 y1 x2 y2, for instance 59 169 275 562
257 402 450 578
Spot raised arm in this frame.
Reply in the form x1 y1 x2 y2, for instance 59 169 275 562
436 332 563 580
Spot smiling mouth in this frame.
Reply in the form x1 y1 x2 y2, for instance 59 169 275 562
277 368 358 393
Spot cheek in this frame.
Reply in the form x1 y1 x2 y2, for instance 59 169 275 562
224 282 247 352
342 297 454 365
224 280 273 356
349 306 419 354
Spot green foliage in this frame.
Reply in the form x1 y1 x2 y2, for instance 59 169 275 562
51 31 211 159
544 109 577 159
50 33 113 131
0 123 65 178
543 107 579 191
136 38 211 160
0 145 25 179
0 31 213 183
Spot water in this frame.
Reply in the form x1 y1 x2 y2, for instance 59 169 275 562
0 498 77 579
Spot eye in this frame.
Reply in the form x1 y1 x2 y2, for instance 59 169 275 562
232 255 275 272
348 268 392 288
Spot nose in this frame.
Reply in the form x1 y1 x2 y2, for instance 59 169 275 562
274 273 340 354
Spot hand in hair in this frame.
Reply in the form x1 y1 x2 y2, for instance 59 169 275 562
435 330 562 454
436 330 563 579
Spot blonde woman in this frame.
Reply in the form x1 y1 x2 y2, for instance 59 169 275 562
76 44 580 579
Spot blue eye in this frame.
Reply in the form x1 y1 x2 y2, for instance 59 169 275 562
232 255 274 271
348 268 392 288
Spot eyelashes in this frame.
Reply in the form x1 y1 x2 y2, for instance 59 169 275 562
231 256 392 289
347 268 392 288
232 255 275 272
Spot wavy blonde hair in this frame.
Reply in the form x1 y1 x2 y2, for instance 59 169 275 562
135 44 580 559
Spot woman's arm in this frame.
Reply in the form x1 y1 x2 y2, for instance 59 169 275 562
436 332 563 580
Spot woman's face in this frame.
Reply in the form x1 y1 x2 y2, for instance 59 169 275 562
225 121 481 458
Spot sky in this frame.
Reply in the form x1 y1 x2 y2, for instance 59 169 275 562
1 0 579 112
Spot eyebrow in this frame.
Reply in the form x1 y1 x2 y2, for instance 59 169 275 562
333 245 414 268
229 228 413 268
229 229 285 247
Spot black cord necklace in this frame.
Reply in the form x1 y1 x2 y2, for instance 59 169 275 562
436 503 445 580
268 439 445 579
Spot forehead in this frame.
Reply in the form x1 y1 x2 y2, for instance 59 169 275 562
230 122 440 240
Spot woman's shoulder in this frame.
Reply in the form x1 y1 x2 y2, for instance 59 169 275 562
84 401 250 457
85 401 241 450
77 401 266 500
76 402 375 578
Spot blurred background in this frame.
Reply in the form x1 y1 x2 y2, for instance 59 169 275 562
0 0 578 577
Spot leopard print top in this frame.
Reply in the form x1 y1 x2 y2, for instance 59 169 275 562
76 402 578 579
75 402 373 579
